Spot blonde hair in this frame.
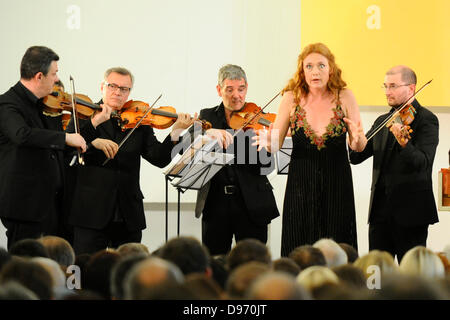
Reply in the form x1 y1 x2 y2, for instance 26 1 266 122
354 250 398 279
399 246 445 279
296 266 339 291
282 43 346 104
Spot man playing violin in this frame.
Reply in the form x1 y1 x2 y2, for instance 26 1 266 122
348 65 439 263
192 64 279 255
67 67 194 254
0 46 87 249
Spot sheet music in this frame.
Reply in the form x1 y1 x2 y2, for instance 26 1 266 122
276 137 292 175
172 150 234 190
165 135 211 177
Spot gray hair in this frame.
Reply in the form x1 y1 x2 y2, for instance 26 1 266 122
123 257 184 299
313 238 348 267
218 64 247 87
104 67 134 87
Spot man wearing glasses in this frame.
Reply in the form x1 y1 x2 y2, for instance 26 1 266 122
349 65 439 263
67 67 194 254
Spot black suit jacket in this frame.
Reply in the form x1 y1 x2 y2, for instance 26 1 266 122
193 103 279 225
349 99 439 227
0 82 66 222
66 113 175 231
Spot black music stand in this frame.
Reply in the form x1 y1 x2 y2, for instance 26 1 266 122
163 136 234 240
275 137 292 175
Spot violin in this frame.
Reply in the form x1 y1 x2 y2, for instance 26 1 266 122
387 104 416 145
113 100 211 131
366 79 431 144
228 102 276 132
43 85 102 119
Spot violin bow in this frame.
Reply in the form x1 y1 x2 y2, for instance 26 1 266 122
366 79 432 142
102 94 162 166
69 76 85 166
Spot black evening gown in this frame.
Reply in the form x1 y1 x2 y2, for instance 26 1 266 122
281 104 358 256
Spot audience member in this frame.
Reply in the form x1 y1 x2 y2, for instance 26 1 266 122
339 242 359 263
184 273 226 299
9 238 48 258
225 261 270 299
310 282 357 300
110 253 148 300
246 271 311 300
84 249 121 299
288 245 326 271
0 257 53 299
123 257 184 300
354 250 398 279
209 254 229 290
296 266 339 292
399 246 445 279
157 236 211 276
74 253 91 289
0 281 39 300
227 239 271 272
370 273 448 300
272 257 301 276
39 235 75 267
116 242 150 257
313 238 348 267
332 264 367 290
32 257 68 299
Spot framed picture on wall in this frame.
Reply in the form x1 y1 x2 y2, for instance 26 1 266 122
438 169 450 211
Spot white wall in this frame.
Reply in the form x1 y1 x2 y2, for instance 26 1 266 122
0 0 448 258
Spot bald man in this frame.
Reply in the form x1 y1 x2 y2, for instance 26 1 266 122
349 65 439 263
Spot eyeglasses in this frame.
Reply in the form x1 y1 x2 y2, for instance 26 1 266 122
381 83 411 91
104 81 131 94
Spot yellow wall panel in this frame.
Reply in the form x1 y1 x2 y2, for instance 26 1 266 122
301 0 449 106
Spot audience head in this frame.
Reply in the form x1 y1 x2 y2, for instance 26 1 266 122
288 245 326 270
0 281 39 300
157 236 211 276
354 250 398 279
123 257 184 300
313 238 347 267
0 257 53 299
247 271 311 300
399 246 445 279
227 238 271 272
84 249 121 299
32 257 67 293
371 273 448 300
116 242 150 257
272 257 301 276
339 243 359 263
184 273 225 299
332 264 366 289
209 254 229 290
9 238 48 258
225 261 270 299
39 236 75 267
110 253 148 300
296 265 339 292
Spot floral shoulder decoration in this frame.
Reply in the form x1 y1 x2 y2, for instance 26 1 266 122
290 105 347 150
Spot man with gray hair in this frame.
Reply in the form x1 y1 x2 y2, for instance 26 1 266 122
313 238 347 267
192 64 279 255
350 65 439 263
123 257 184 299
67 67 195 254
